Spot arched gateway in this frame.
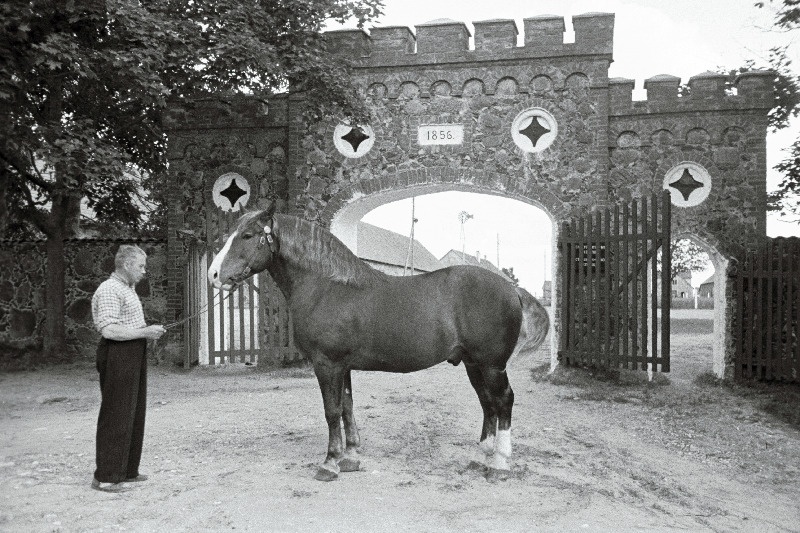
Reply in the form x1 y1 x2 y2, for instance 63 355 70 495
164 13 774 379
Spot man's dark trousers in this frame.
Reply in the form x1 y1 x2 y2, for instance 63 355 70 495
94 338 147 483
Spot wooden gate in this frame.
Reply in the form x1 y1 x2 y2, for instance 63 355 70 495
734 237 800 381
206 208 300 366
558 192 672 371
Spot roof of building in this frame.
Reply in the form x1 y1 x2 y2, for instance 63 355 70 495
357 222 441 272
699 275 715 287
438 249 513 282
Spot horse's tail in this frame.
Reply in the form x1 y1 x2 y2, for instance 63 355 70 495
510 286 550 361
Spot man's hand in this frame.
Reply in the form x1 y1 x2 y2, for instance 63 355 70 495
144 325 166 340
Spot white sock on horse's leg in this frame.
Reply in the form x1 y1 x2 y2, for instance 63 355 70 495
489 429 511 470
479 436 494 457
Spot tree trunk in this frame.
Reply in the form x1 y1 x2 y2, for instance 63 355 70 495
42 230 67 361
40 188 79 361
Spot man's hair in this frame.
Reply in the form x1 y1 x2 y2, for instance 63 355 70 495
115 245 147 269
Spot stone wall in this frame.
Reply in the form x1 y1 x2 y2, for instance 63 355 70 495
0 239 167 368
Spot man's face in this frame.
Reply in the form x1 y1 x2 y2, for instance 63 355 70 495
124 255 147 285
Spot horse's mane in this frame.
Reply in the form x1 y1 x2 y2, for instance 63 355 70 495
239 211 387 287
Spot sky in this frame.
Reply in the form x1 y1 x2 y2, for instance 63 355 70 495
329 0 800 293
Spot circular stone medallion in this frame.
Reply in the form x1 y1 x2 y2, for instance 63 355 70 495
333 124 375 158
212 172 251 212
511 108 558 153
663 162 712 207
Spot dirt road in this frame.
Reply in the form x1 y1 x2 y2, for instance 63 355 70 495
1 331 799 532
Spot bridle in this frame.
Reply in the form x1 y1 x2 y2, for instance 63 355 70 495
237 217 278 283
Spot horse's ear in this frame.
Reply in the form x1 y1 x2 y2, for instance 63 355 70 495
264 200 277 220
256 200 277 226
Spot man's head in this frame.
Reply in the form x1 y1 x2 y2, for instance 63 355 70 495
115 245 147 286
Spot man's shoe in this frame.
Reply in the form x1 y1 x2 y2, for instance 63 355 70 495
126 474 148 482
91 478 131 492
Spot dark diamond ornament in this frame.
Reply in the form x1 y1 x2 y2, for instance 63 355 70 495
341 127 370 152
519 116 551 148
220 178 246 209
669 168 704 201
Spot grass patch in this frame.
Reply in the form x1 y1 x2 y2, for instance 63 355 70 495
721 379 800 428
531 363 673 404
531 363 669 388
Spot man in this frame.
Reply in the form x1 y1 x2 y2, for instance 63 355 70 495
90 245 165 492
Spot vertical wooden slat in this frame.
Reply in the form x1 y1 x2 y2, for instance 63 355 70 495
604 207 612 368
766 241 774 379
746 250 756 378
622 202 630 370
735 256 744 379
755 247 764 378
640 196 649 370
250 277 257 360
559 222 571 363
586 213 595 367
613 204 621 369
651 194 659 371
661 191 671 373
793 240 800 380
630 199 639 369
577 215 586 365
786 241 792 379
776 239 785 379
594 210 603 366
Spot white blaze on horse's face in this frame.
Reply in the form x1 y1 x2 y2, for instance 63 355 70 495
208 230 239 290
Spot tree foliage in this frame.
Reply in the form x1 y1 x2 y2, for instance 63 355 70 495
0 0 382 359
754 0 800 222
501 267 520 287
671 239 710 279
1 0 382 238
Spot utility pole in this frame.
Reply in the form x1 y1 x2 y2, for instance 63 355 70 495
458 210 473 263
496 233 500 269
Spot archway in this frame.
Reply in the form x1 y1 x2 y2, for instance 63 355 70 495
668 234 730 380
327 183 559 368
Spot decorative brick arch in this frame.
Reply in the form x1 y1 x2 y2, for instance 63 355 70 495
319 166 568 231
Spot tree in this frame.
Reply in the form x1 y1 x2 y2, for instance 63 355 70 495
501 267 520 287
657 238 709 282
754 0 800 222
0 0 382 360
671 239 709 280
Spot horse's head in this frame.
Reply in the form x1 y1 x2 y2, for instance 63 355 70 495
208 202 278 290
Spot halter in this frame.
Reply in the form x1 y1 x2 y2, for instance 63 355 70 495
238 217 278 281
259 218 278 254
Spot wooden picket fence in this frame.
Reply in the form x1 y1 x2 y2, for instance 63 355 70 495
734 237 800 381
558 192 671 372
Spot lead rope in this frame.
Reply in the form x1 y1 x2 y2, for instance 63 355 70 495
153 219 275 362
151 281 246 361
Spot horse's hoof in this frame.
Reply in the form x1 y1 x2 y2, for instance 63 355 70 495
314 465 339 482
337 457 361 472
486 467 509 483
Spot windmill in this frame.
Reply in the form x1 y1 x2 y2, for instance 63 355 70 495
404 197 418 276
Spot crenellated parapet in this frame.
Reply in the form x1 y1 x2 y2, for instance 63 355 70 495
609 70 774 116
324 12 614 68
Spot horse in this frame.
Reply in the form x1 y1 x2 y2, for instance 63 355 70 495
207 201 550 481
